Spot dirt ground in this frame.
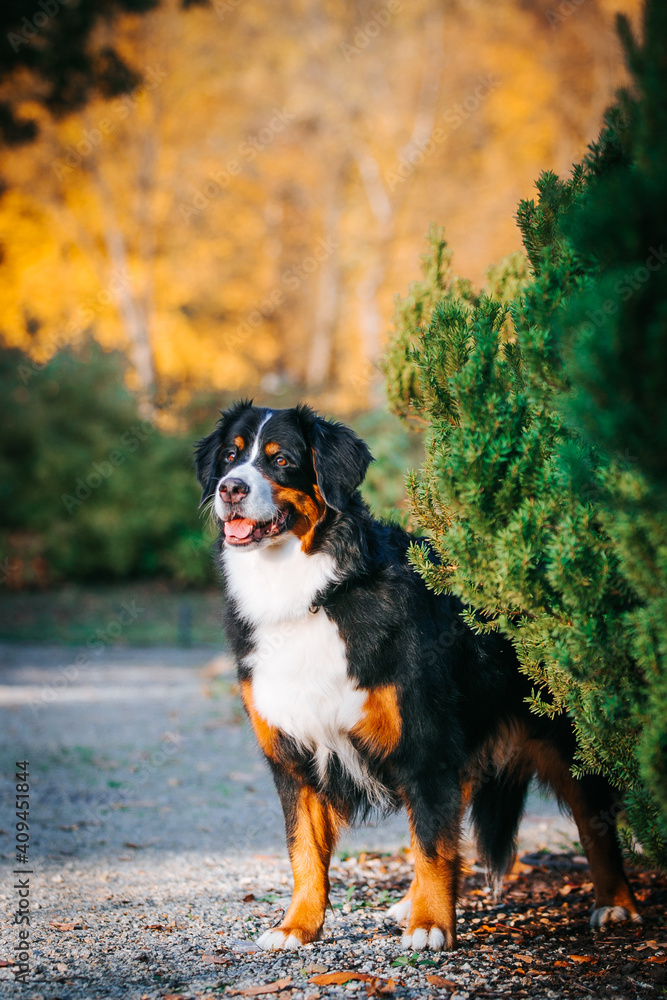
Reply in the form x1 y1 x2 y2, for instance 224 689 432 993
0 643 664 1000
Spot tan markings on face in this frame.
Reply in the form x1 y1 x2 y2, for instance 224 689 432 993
264 441 280 456
234 435 245 450
272 484 326 553
272 784 340 944
352 684 402 758
403 808 460 949
240 679 279 759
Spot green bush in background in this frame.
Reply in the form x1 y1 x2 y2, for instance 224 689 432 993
1 340 421 590
383 0 667 869
353 408 423 526
0 341 214 586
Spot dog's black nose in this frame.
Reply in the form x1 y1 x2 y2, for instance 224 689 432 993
219 478 250 502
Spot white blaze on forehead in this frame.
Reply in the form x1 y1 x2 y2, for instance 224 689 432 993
214 410 276 522
244 411 274 466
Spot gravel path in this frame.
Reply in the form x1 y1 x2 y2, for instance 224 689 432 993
0 644 660 1000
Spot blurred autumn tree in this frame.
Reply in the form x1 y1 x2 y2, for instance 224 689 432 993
0 0 641 415
0 0 165 145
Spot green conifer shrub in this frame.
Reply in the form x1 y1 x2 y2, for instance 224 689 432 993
383 0 667 868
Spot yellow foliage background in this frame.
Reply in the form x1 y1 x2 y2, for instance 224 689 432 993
0 0 641 414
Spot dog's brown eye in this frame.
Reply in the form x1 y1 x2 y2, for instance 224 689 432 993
275 455 287 467
225 450 236 462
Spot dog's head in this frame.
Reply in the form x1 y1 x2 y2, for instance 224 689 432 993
195 401 373 548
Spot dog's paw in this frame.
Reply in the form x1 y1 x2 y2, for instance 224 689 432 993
401 925 447 951
590 906 642 929
386 896 412 925
256 928 303 950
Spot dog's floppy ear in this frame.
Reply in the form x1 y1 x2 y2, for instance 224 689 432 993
194 399 253 507
194 428 222 508
304 409 373 513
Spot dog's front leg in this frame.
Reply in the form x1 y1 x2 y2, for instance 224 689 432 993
397 790 461 951
258 777 340 950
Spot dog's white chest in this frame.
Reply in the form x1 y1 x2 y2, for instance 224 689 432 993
223 537 375 790
222 534 339 624
250 611 366 760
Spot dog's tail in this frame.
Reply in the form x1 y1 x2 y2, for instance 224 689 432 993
470 769 530 887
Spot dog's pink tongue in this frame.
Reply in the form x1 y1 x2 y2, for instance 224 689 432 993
224 518 255 539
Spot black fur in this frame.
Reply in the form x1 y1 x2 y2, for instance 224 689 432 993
197 403 637 943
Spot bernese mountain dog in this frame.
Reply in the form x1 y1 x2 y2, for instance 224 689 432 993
195 401 640 952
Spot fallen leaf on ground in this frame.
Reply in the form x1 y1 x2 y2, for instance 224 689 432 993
426 974 459 988
300 963 328 975
472 923 522 936
513 954 534 964
0 960 15 967
201 954 229 965
243 893 256 902
366 977 395 996
227 978 292 996
309 972 374 985
569 955 598 964
49 920 81 931
507 859 534 879
648 956 667 964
